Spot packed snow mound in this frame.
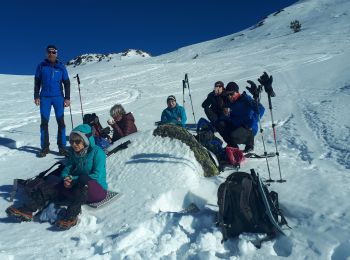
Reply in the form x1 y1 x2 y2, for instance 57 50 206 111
66 49 151 67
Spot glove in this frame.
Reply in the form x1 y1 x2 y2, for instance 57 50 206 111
258 72 275 97
246 80 260 100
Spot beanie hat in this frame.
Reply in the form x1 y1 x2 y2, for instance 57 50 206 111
214 81 224 88
225 82 239 95
167 95 176 102
46 45 57 51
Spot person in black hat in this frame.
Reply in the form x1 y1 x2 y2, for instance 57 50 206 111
220 81 265 152
160 95 187 127
34 45 71 157
201 81 227 123
201 80 229 139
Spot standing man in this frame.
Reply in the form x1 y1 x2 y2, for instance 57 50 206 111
34 45 70 157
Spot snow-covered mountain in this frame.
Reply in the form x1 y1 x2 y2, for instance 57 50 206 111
1 0 350 259
66 49 151 67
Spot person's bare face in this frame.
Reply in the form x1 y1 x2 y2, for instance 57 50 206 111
214 86 223 96
47 49 57 63
167 100 176 108
113 113 123 122
228 92 240 102
70 139 85 153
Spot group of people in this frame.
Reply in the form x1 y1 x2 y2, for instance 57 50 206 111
160 81 265 153
6 45 138 229
6 44 265 229
202 80 265 153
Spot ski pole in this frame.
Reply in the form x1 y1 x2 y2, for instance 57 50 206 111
184 73 197 125
246 80 274 182
256 87 274 182
69 105 74 129
267 93 285 183
182 79 186 108
74 74 84 121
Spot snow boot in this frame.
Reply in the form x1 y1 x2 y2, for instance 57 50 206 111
55 216 78 230
6 205 33 221
243 145 254 153
37 147 50 158
58 146 69 157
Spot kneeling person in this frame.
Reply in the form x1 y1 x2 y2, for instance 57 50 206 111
6 124 108 229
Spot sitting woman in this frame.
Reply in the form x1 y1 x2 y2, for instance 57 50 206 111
107 104 137 142
6 124 108 230
160 95 187 127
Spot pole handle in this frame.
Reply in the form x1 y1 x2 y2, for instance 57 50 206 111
76 74 81 85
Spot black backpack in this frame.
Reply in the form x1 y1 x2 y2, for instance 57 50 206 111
10 162 65 202
83 113 110 139
217 169 289 244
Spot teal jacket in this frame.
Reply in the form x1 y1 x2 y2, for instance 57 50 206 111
60 124 108 190
161 104 187 127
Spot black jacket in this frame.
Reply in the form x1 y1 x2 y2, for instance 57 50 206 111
202 91 227 122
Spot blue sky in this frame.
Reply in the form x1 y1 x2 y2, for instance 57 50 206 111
0 0 298 75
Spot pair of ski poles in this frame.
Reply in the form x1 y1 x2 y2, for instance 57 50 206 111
252 79 285 183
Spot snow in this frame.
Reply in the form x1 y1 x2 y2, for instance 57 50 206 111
1 0 350 259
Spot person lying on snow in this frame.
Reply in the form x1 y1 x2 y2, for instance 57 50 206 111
6 124 108 230
107 104 137 142
218 82 265 153
160 95 187 127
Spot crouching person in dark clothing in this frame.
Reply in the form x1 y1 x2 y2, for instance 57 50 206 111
202 81 226 123
6 124 108 230
220 82 265 152
201 81 230 139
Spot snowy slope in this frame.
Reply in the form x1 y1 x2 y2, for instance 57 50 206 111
1 0 350 259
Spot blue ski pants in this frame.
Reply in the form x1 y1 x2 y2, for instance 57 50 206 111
40 96 66 149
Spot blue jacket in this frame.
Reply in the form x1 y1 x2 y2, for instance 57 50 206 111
34 59 70 99
224 92 265 135
60 124 108 190
161 104 187 127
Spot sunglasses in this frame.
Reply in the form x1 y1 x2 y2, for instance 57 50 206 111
215 85 223 88
69 139 82 145
47 51 57 55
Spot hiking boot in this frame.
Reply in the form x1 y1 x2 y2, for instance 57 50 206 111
37 147 50 158
6 206 33 222
243 145 254 153
58 146 69 157
55 216 78 230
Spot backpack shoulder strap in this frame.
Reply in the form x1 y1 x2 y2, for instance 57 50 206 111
240 177 253 222
38 161 64 178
